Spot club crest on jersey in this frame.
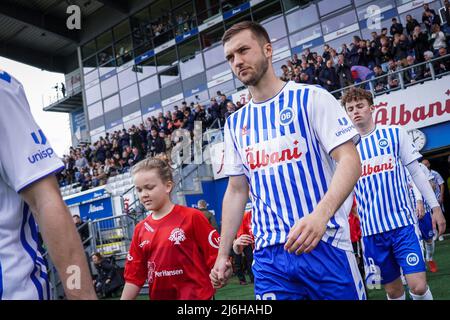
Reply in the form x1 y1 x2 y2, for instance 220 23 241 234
279 107 295 126
378 138 389 149
406 253 419 266
169 228 186 245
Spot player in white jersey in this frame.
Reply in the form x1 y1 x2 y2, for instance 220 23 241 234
0 70 96 299
342 87 446 300
422 159 446 242
210 21 365 300
407 164 439 272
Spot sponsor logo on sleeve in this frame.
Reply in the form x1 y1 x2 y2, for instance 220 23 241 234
208 230 220 249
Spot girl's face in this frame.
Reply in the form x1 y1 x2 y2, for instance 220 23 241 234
133 169 172 211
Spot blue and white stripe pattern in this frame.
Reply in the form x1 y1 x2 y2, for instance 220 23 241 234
21 204 50 300
223 81 359 251
354 125 419 237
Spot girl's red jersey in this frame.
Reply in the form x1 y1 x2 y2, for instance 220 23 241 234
124 204 220 300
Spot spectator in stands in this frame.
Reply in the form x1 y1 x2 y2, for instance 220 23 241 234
121 157 220 300
347 35 362 66
443 0 450 29
404 55 424 84
372 65 388 93
405 14 420 36
147 129 165 157
218 94 230 124
436 47 450 74
392 34 410 61
430 24 447 55
422 4 440 34
336 54 353 89
319 59 339 92
224 101 236 119
411 25 431 62
74 154 89 171
387 59 401 88
92 253 124 298
183 107 196 132
197 199 219 232
129 147 144 167
280 64 291 81
390 17 404 37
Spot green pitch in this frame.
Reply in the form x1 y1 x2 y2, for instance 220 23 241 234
214 238 450 300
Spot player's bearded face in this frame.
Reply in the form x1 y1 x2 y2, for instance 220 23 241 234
236 48 269 86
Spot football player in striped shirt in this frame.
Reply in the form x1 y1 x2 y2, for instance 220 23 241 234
210 21 366 300
0 70 96 299
342 87 446 300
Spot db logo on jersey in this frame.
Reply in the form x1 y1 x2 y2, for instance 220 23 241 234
127 254 134 261
169 228 186 245
378 138 389 148
279 108 294 126
406 253 419 266
139 240 150 248
208 230 220 249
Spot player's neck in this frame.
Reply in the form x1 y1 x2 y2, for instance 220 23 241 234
152 202 175 220
357 121 376 136
249 72 285 103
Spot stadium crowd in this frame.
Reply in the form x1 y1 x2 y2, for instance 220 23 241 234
57 3 450 193
56 91 245 190
279 3 450 95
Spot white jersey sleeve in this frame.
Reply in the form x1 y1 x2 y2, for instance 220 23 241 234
222 115 245 176
398 127 422 166
310 87 360 155
0 72 64 192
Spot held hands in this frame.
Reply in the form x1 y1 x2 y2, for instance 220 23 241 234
432 206 446 236
210 255 233 289
416 200 425 219
284 209 330 255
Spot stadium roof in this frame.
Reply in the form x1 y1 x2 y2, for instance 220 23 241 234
0 0 131 73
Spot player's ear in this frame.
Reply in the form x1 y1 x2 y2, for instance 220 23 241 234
263 42 272 58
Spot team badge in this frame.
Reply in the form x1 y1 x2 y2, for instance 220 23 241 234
169 228 186 245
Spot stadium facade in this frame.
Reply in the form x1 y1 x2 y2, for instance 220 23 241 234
40 0 448 154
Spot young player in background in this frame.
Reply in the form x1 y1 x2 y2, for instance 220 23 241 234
342 87 446 300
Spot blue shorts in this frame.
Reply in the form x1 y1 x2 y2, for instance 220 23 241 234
252 241 366 300
419 211 434 241
362 224 426 285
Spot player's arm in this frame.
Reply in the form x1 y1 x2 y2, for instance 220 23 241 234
121 283 141 300
285 140 361 254
20 175 97 300
210 175 248 288
411 179 425 219
407 161 446 235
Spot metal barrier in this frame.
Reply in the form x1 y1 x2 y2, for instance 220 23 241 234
43 214 139 299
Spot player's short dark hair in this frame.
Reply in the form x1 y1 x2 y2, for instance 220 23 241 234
341 87 374 108
222 21 270 46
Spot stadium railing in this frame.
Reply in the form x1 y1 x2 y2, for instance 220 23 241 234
331 53 450 98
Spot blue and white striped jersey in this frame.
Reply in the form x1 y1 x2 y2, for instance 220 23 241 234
223 81 360 251
354 125 421 237
0 70 63 299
